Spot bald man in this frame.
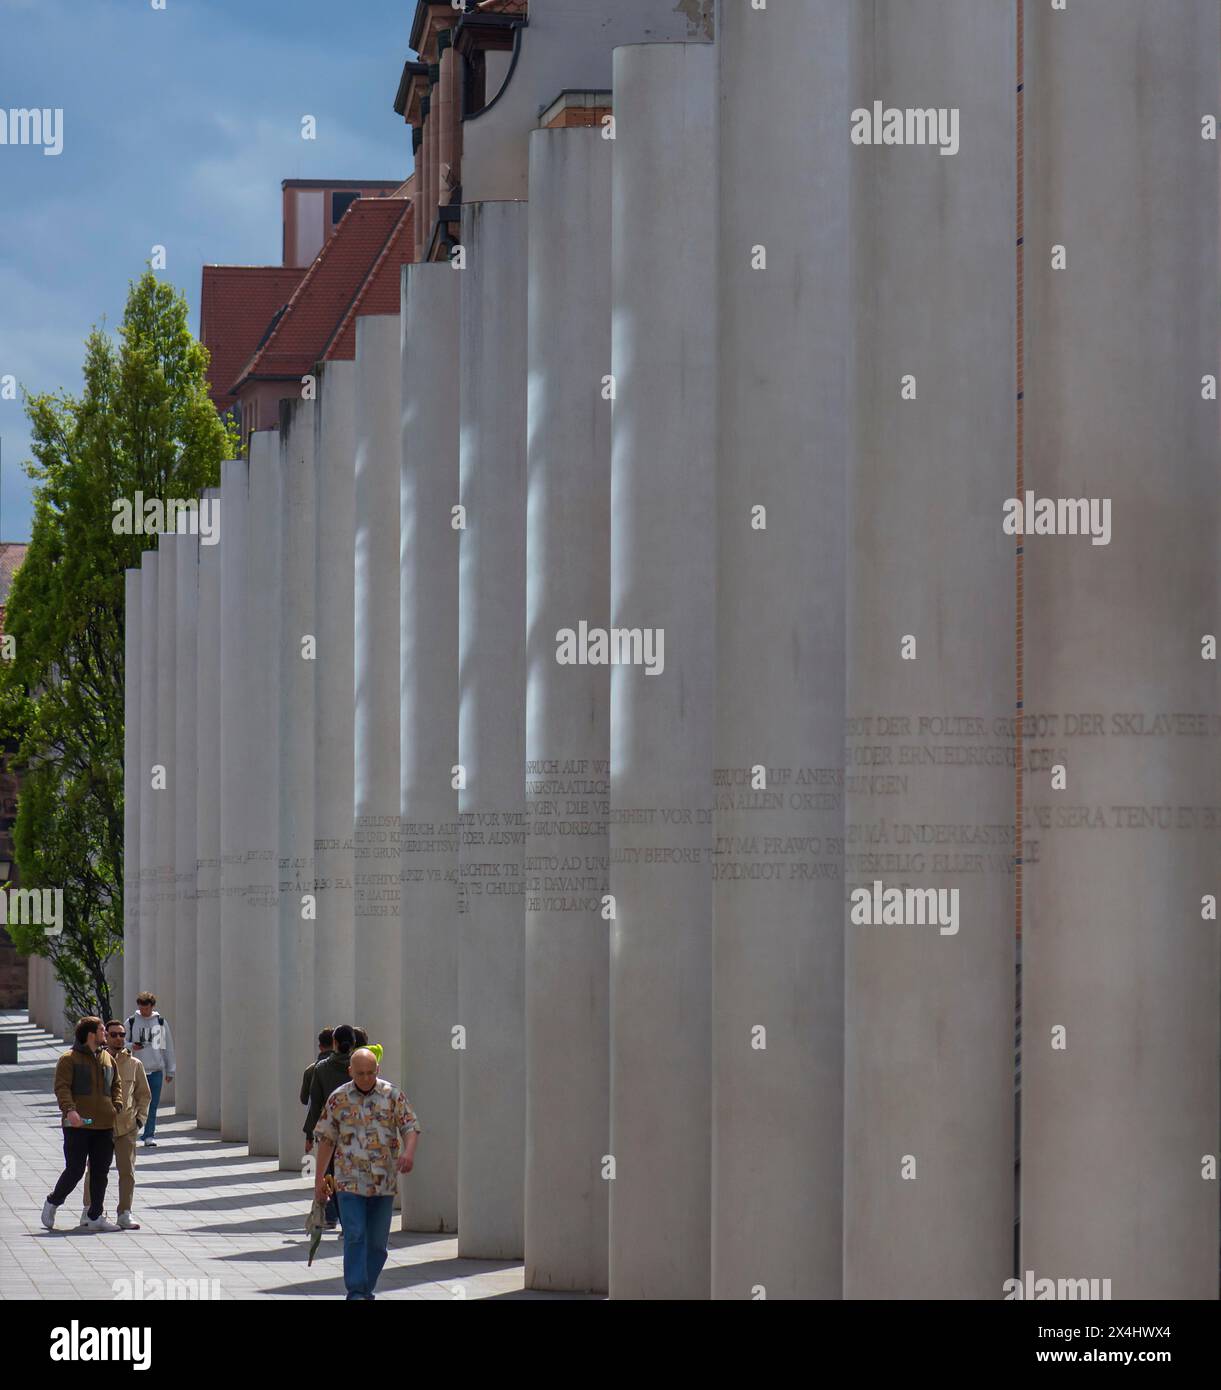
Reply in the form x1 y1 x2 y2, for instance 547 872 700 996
312 1049 420 1300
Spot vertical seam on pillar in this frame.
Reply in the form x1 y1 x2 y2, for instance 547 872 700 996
1014 0 1025 1282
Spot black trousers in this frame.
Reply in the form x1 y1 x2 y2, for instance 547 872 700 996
49 1127 114 1218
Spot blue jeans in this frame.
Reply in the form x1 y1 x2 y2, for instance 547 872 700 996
336 1193 394 1299
142 1069 164 1140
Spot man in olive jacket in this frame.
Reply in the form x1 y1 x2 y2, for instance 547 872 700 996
42 1016 123 1233
82 1019 151 1229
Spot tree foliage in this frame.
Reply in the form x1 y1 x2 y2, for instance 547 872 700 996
0 270 235 1025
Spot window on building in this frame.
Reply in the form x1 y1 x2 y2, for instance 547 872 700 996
332 191 359 225
464 50 486 116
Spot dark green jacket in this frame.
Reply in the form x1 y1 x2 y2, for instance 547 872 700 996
300 1050 330 1106
304 1051 354 1141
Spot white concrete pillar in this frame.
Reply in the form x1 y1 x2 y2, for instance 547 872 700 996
843 1 1016 1298
399 263 460 1233
608 41 718 1301
195 487 223 1132
354 315 402 1071
278 399 316 1169
457 199 529 1260
124 568 142 1015
219 457 251 1142
155 534 178 1025
28 953 41 1028
137 550 158 1000
713 0 851 1300
174 532 199 1116
523 127 612 1293
1021 0 1219 1299
245 429 282 1156
104 953 123 1033
313 361 357 1032
37 963 49 1034
47 967 68 1040
36 956 47 1032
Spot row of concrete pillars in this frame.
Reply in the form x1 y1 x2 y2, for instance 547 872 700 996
116 5 1217 1298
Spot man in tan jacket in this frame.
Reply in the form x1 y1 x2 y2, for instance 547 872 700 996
81 1019 151 1230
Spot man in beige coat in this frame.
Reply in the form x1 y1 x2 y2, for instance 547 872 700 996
82 1019 151 1230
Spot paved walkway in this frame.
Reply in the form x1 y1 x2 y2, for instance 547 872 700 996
0 1012 584 1300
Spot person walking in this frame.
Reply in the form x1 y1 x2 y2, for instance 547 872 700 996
312 1047 420 1300
305 1024 357 1227
353 1027 382 1066
41 1017 123 1233
81 1019 151 1230
300 1029 334 1106
126 991 175 1147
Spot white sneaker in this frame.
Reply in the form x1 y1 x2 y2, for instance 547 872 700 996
117 1210 140 1230
40 1199 56 1231
83 1214 121 1233
79 1208 89 1227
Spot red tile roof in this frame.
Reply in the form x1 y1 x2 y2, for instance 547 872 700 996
200 266 306 412
324 203 416 361
233 198 414 389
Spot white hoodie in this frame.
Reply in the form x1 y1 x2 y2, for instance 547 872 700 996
126 1010 176 1076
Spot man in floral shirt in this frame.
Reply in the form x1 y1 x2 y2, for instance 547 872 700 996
312 1048 421 1300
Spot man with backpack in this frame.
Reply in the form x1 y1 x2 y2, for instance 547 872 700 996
305 1024 358 1227
126 991 175 1147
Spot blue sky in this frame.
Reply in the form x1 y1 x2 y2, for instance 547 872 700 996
0 0 416 541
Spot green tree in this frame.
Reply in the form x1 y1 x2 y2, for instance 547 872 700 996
0 270 235 1026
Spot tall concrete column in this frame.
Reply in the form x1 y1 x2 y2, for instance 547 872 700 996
28 954 41 1028
219 457 251 1141
155 534 178 1026
354 315 402 1068
279 399 316 1169
123 568 142 1014
104 948 123 1022
457 199 529 1259
713 0 850 1300
195 487 223 1132
174 532 199 1115
313 361 357 1032
36 958 49 1032
46 967 68 1039
137 551 158 1000
399 263 460 1233
844 1 1016 1298
1021 1 1219 1298
608 42 718 1301
245 429 282 1156
523 128 612 1293
36 958 48 1032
